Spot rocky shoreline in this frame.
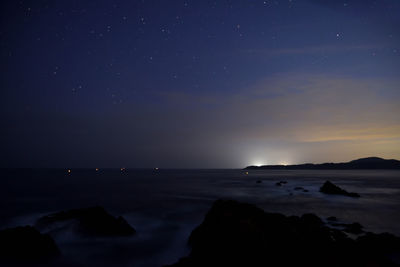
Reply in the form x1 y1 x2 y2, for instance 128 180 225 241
168 200 400 267
1 199 399 266
0 207 135 265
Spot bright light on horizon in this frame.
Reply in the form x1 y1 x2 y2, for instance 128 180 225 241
250 160 267 167
248 159 292 166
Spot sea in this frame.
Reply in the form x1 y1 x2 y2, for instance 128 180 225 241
1 168 400 266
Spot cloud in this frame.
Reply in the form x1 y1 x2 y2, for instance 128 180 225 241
154 72 400 164
3 72 399 167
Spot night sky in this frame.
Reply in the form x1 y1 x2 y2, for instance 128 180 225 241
1 0 399 168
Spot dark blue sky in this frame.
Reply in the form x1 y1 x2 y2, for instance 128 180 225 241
1 0 399 168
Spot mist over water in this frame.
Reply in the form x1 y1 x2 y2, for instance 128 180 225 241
1 169 400 266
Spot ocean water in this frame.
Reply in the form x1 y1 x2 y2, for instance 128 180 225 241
1 169 400 266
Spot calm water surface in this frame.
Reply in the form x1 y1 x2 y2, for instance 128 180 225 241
1 169 399 266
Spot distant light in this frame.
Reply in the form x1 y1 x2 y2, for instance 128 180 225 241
120 167 125 171
245 171 249 175
155 167 159 170
95 168 99 171
251 160 265 167
67 169 71 174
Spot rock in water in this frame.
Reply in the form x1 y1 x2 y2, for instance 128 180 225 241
0 226 60 264
275 181 287 186
167 199 400 267
36 206 136 237
320 181 360 197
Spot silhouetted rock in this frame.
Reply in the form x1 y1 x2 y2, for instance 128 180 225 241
275 181 287 186
36 206 136 237
331 222 364 235
320 181 360 197
167 200 400 267
344 222 363 235
0 226 60 265
256 180 262 184
357 232 400 255
245 157 400 170
301 213 323 227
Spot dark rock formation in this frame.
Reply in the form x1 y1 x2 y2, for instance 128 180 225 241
357 232 400 256
344 222 364 235
256 180 262 184
167 199 400 267
331 222 364 235
36 206 136 237
0 226 60 264
275 181 287 186
320 181 360 197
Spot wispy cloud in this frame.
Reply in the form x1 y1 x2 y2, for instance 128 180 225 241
153 72 400 163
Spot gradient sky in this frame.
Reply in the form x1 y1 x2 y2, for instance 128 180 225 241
1 0 399 168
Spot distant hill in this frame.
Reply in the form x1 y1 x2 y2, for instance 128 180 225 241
244 157 400 170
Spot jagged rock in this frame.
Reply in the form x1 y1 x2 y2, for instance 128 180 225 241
167 199 400 267
0 226 60 264
344 222 363 235
331 222 364 235
320 181 360 197
301 213 324 227
36 206 136 237
357 232 400 254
